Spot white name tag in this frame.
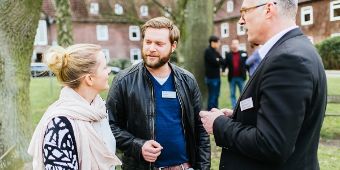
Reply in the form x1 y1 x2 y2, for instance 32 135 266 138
240 97 254 111
162 91 177 98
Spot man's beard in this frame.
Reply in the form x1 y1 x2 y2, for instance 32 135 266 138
142 50 171 69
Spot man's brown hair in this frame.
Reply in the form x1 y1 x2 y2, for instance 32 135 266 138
141 17 180 44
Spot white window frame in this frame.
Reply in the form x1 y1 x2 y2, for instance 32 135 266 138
221 45 230 59
96 25 109 41
239 43 247 51
331 0 340 21
34 20 48 45
331 33 340 37
140 5 149 17
300 6 313 25
129 26 141 41
90 2 99 15
164 7 172 17
237 24 245 35
220 23 229 38
227 1 234 13
115 4 124 15
102 49 110 63
130 48 142 64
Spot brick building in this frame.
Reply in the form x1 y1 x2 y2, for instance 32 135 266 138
213 0 340 57
33 0 340 64
33 0 174 64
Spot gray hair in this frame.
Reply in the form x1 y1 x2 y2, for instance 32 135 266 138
258 0 298 20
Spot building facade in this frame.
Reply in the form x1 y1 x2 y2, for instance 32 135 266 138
34 0 340 64
213 0 340 57
33 0 174 64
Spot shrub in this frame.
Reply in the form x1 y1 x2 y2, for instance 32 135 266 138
315 36 340 70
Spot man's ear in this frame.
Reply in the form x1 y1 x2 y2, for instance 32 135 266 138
171 41 177 53
84 74 93 86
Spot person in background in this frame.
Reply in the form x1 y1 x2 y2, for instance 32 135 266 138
28 44 121 170
107 17 210 170
246 44 262 77
200 0 327 169
225 39 248 109
204 35 223 110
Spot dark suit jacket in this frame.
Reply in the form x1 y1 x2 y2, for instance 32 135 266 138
213 28 327 170
224 50 248 81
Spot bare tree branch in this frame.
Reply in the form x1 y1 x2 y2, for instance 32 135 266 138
214 0 227 13
150 0 177 21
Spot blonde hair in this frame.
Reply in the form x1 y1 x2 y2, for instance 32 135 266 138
44 44 102 88
141 17 180 44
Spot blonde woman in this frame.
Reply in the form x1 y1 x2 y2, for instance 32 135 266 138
28 44 121 170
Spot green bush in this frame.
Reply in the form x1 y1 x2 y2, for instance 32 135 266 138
315 36 340 70
108 58 131 69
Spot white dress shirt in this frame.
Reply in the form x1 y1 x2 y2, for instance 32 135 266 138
258 26 299 60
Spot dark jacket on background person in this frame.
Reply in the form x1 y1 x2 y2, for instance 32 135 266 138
204 46 223 79
107 62 211 170
224 50 248 81
213 28 327 170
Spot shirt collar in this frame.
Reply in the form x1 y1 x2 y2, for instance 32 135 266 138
258 26 298 59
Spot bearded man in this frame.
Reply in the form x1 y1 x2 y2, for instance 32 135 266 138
107 17 211 170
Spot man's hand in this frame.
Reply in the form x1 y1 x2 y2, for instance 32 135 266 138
220 108 233 117
199 109 224 134
141 140 163 162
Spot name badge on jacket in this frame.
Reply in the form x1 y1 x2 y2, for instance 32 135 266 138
162 91 176 98
240 97 254 111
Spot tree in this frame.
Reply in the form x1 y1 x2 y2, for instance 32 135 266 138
150 0 227 108
55 0 73 47
180 0 214 107
0 0 43 169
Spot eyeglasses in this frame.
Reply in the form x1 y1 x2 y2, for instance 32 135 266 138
240 2 277 21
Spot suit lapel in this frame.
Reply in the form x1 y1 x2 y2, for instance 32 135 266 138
232 28 304 116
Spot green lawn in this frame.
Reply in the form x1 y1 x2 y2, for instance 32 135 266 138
30 75 340 169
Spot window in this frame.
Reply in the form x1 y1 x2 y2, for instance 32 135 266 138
164 7 172 17
115 4 124 15
130 48 142 64
96 25 109 41
237 24 245 35
239 43 247 51
227 1 234 13
129 26 141 41
90 2 99 15
34 20 48 45
220 23 229 38
331 0 340 21
221 45 230 59
331 33 340 37
300 6 313 25
102 49 110 63
140 5 148 17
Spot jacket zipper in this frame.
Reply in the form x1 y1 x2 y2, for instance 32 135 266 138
174 78 186 144
146 75 155 169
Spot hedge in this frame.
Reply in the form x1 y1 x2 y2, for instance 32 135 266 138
315 36 340 70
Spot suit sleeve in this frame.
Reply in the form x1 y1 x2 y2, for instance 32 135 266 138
213 53 313 163
191 78 211 170
107 76 146 161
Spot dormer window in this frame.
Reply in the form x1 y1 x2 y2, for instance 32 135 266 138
115 4 124 15
227 1 234 13
90 3 99 15
140 5 149 17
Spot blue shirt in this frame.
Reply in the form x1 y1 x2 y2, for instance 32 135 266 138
148 72 188 167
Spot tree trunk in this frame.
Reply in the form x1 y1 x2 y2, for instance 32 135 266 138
180 0 214 109
55 0 73 47
0 0 43 169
